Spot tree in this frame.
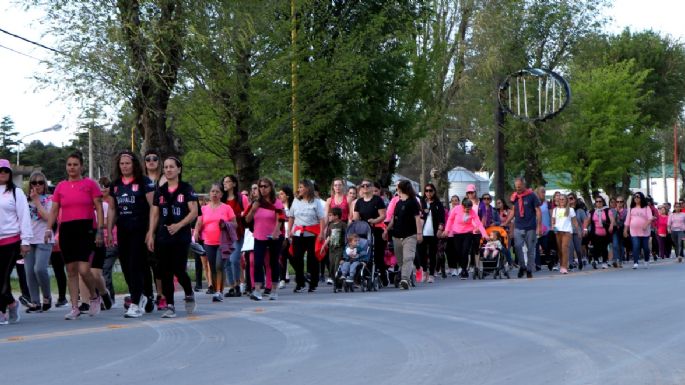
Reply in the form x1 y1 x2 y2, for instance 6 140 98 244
25 0 188 157
0 116 18 160
547 60 650 201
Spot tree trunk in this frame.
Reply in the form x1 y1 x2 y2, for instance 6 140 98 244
229 44 260 191
118 0 184 157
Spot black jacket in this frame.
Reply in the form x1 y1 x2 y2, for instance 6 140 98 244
420 197 446 235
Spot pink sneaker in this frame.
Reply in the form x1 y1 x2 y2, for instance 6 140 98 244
89 296 101 316
64 307 81 320
158 297 167 311
560 267 568 275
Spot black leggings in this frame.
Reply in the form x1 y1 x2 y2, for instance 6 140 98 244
254 238 282 285
279 239 292 281
291 236 318 289
453 233 475 271
372 227 387 279
417 236 438 275
50 251 67 300
590 233 610 263
118 227 149 304
446 236 458 268
0 241 20 312
156 240 193 306
15 262 30 299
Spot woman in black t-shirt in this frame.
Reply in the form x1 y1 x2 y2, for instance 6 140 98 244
353 179 388 285
384 180 422 290
108 150 155 318
146 157 198 319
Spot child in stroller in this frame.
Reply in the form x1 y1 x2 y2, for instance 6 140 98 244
482 231 503 260
336 233 370 291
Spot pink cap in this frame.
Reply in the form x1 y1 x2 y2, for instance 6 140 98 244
0 159 10 170
466 184 476 193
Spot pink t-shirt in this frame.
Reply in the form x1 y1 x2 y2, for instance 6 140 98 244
253 200 284 241
656 214 668 236
591 210 608 237
52 178 102 223
625 207 653 237
201 203 236 245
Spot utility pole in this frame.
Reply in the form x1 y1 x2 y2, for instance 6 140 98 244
675 122 680 203
291 0 299 189
494 102 506 201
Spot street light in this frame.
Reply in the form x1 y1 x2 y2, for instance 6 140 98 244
16 124 63 165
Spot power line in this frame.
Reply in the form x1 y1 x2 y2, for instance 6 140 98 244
0 26 65 56
0 43 42 61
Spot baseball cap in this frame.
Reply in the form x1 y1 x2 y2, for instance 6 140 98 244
466 184 476 193
0 159 11 170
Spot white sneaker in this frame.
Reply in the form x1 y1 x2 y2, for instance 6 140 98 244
326 278 333 285
250 290 263 301
270 292 278 301
601 263 608 269
139 296 148 313
452 269 460 277
632 263 638 269
278 280 286 289
240 283 246 293
552 264 560 271
124 304 142 318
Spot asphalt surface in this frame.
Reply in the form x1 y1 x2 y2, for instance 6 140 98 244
2 259 685 385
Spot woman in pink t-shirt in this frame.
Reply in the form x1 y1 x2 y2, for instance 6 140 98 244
668 202 685 262
655 205 669 260
624 192 654 269
45 151 106 320
194 183 235 301
245 177 284 300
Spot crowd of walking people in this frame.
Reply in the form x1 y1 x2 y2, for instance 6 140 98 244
0 150 682 325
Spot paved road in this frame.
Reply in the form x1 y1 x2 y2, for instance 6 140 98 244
2 260 685 385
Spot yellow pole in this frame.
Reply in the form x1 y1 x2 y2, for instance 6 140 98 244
291 0 299 189
131 125 136 152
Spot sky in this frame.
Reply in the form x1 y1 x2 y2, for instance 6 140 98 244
1 0 685 149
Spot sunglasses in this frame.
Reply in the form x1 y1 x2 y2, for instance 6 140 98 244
424 189 434 192
100 184 110 189
616 200 625 203
0 168 10 174
258 184 270 189
634 196 641 199
145 156 159 162
595 200 603 203
360 183 371 188
483 197 491 200
30 180 46 186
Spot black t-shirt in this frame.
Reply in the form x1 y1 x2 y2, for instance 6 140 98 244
112 176 155 229
354 195 386 222
391 197 420 238
153 181 198 244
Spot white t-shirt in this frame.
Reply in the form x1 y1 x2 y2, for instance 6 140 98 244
553 207 576 233
423 209 434 236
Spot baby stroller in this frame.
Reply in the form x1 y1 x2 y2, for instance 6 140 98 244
474 225 510 279
334 221 380 293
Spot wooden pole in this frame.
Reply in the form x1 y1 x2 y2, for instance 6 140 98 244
675 122 679 203
291 0 299 189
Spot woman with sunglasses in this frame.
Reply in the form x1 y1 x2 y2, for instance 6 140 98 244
143 149 166 310
668 202 685 262
45 152 105 320
146 157 198 318
23 171 54 313
611 196 628 267
353 179 388 286
246 178 283 299
584 196 614 269
418 183 445 283
221 175 249 297
108 151 156 317
567 193 587 270
624 192 653 269
0 159 32 324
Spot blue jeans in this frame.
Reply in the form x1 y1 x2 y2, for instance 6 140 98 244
631 236 650 264
24 243 53 304
612 232 625 263
514 229 538 272
225 237 244 286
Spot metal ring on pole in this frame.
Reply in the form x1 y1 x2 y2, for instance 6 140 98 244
498 68 571 122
